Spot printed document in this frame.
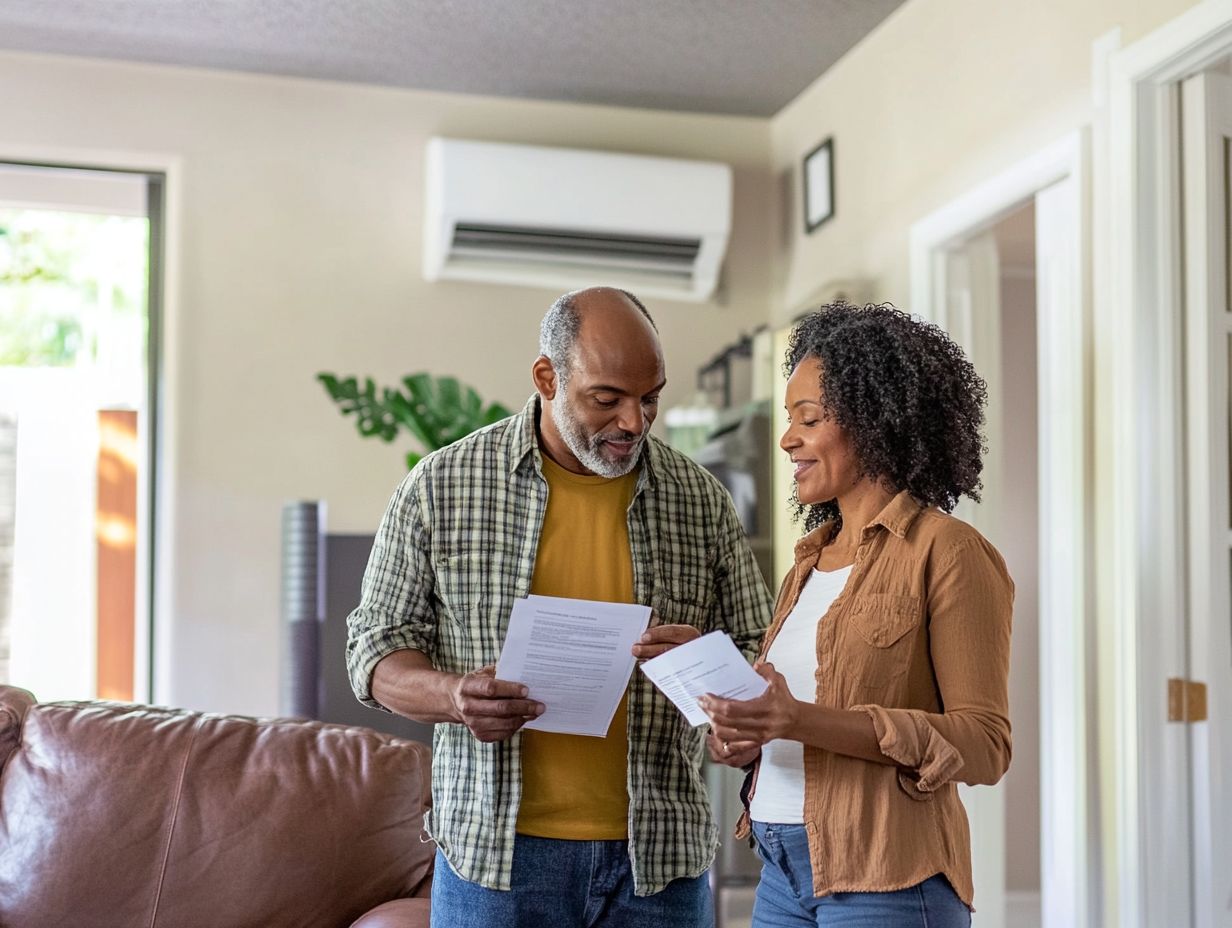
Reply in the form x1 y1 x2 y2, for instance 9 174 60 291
496 594 651 737
639 630 768 726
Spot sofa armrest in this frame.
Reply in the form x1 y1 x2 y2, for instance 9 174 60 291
349 898 431 928
0 686 35 773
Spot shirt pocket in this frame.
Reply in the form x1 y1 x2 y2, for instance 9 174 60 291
434 552 491 629
843 592 921 691
650 592 710 631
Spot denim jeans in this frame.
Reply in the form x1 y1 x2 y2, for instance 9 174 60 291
750 821 971 928
430 835 713 928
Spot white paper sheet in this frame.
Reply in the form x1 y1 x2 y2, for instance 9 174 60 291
495 594 652 737
638 630 768 726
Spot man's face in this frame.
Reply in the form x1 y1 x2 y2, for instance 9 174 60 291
549 328 666 478
553 372 658 477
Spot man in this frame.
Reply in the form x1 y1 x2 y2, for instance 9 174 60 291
346 286 771 927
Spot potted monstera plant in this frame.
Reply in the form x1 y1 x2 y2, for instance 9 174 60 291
318 371 513 469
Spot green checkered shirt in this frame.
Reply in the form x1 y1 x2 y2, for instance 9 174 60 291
346 395 772 896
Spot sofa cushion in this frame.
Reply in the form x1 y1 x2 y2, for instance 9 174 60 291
0 693 433 928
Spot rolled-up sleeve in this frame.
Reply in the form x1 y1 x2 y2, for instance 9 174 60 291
853 534 1014 793
345 470 438 710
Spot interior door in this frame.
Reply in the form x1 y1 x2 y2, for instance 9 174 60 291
1180 69 1232 928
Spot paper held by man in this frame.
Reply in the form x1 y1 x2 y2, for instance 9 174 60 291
495 594 651 737
495 594 765 736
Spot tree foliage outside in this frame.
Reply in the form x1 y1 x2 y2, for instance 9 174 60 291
318 371 512 470
0 209 149 368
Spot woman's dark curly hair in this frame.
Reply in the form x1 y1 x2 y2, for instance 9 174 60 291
785 301 987 532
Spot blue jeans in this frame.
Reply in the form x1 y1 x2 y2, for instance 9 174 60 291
751 822 971 928
430 834 713 928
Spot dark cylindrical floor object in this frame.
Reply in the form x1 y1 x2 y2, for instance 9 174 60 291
281 500 324 718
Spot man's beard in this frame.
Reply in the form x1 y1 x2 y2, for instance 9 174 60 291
553 386 647 478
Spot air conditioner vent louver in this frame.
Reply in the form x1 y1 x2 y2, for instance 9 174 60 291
452 224 702 265
423 138 732 302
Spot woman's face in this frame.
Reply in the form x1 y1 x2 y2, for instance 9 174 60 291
780 356 863 506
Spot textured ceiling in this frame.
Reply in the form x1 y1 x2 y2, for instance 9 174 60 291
0 0 906 116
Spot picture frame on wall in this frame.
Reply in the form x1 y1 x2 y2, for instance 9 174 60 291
803 137 834 233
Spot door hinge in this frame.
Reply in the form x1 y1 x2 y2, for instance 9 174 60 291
1167 678 1209 722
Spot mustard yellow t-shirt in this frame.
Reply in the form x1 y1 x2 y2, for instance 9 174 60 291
515 454 638 839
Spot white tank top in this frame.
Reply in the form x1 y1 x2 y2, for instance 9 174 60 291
748 564 853 824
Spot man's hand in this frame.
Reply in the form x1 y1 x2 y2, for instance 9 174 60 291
632 622 701 660
449 665 544 743
705 727 761 768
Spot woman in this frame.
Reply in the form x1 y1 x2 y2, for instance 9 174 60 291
700 302 1013 927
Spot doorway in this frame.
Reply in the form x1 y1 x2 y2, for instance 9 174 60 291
990 202 1042 928
930 202 1041 928
0 161 164 704
910 132 1094 928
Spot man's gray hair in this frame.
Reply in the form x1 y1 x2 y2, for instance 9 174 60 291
538 288 656 385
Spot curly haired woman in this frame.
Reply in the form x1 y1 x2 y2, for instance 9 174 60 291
700 302 1013 928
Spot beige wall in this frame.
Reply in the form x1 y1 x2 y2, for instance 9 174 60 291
0 50 775 714
768 0 1200 323
2 0 1207 729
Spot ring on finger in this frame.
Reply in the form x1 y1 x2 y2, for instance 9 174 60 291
722 740 731 754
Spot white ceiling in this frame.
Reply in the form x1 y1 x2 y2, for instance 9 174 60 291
0 0 907 117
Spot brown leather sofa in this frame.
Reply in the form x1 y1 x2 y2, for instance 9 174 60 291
0 685 435 928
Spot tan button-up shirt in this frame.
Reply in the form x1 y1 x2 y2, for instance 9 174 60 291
735 491 1014 908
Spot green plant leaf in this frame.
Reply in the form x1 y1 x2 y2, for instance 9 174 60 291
388 385 437 450
484 401 513 425
317 372 399 443
320 370 513 470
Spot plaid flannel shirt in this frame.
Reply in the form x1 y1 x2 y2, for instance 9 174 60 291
346 395 772 895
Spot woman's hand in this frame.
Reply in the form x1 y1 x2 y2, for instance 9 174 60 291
705 727 761 767
699 662 800 747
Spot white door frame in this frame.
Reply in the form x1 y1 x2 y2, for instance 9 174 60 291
909 130 1093 928
1100 2 1232 926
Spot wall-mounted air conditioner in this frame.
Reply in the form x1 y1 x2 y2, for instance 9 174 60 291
423 137 732 303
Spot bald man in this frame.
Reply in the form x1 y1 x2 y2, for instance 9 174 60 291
347 287 772 927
